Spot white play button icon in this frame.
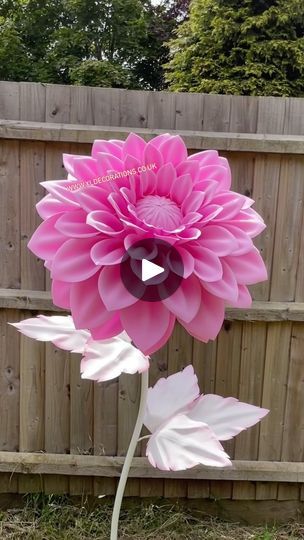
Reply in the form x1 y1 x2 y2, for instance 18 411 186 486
141 259 165 282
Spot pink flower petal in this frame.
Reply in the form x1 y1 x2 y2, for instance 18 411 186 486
91 238 125 265
144 312 175 355
91 140 122 159
95 152 124 176
146 414 231 471
170 173 192 205
123 132 146 162
108 192 130 217
176 160 200 182
144 365 199 433
213 192 246 221
225 248 268 285
98 264 141 310
51 279 71 309
163 274 201 322
143 141 164 171
51 238 100 282
124 153 141 173
199 165 231 191
72 157 99 181
228 285 252 308
167 246 193 278
159 135 188 167
74 186 112 213
182 191 205 214
120 301 172 355
189 245 223 282
55 210 98 238
224 224 253 255
36 194 72 219
188 394 269 441
199 204 222 225
199 225 238 256
224 209 266 237
203 260 239 302
149 133 171 150
41 180 80 208
188 150 219 166
86 210 124 236
63 153 91 176
181 288 225 342
90 314 123 339
70 273 111 329
140 169 157 196
156 163 176 196
177 228 201 242
28 214 66 260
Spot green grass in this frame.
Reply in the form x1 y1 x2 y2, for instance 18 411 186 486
0 495 302 539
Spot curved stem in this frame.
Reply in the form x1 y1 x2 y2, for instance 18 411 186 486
110 369 149 540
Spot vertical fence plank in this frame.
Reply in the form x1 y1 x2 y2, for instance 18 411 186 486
256 323 291 500
230 96 258 133
202 94 232 132
0 140 20 289
270 156 304 301
232 323 266 500
250 155 281 301
92 88 122 126
164 324 193 499
257 97 286 134
211 322 242 500
147 91 176 129
69 358 94 495
119 90 149 128
188 339 217 499
45 83 71 124
0 81 20 119
140 345 168 498
175 93 204 131
20 82 46 122
283 98 304 136
118 373 141 496
44 346 70 494
0 310 20 493
93 379 118 497
43 142 70 493
277 323 304 501
19 138 46 493
20 142 45 289
70 86 94 125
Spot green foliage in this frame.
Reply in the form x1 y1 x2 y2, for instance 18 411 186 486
69 60 130 87
0 0 189 89
165 0 304 96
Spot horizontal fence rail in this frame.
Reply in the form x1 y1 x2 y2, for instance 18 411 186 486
2 289 304 322
1 453 304 483
1 120 304 153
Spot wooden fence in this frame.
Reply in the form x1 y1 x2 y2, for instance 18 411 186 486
0 81 304 519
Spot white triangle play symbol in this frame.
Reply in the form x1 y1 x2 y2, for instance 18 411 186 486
141 259 165 282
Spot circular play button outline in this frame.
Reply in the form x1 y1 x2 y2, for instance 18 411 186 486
120 238 184 302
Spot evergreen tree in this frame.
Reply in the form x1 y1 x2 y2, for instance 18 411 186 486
165 0 304 96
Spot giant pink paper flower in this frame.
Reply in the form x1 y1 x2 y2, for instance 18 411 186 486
29 133 267 354
144 366 268 471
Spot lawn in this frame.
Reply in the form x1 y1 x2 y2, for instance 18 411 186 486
0 495 303 539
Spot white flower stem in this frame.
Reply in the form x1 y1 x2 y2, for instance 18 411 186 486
110 369 149 540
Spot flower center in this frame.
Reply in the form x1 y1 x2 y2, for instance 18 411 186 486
136 195 182 230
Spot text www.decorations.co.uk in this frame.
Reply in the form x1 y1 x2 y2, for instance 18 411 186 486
67 162 157 191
